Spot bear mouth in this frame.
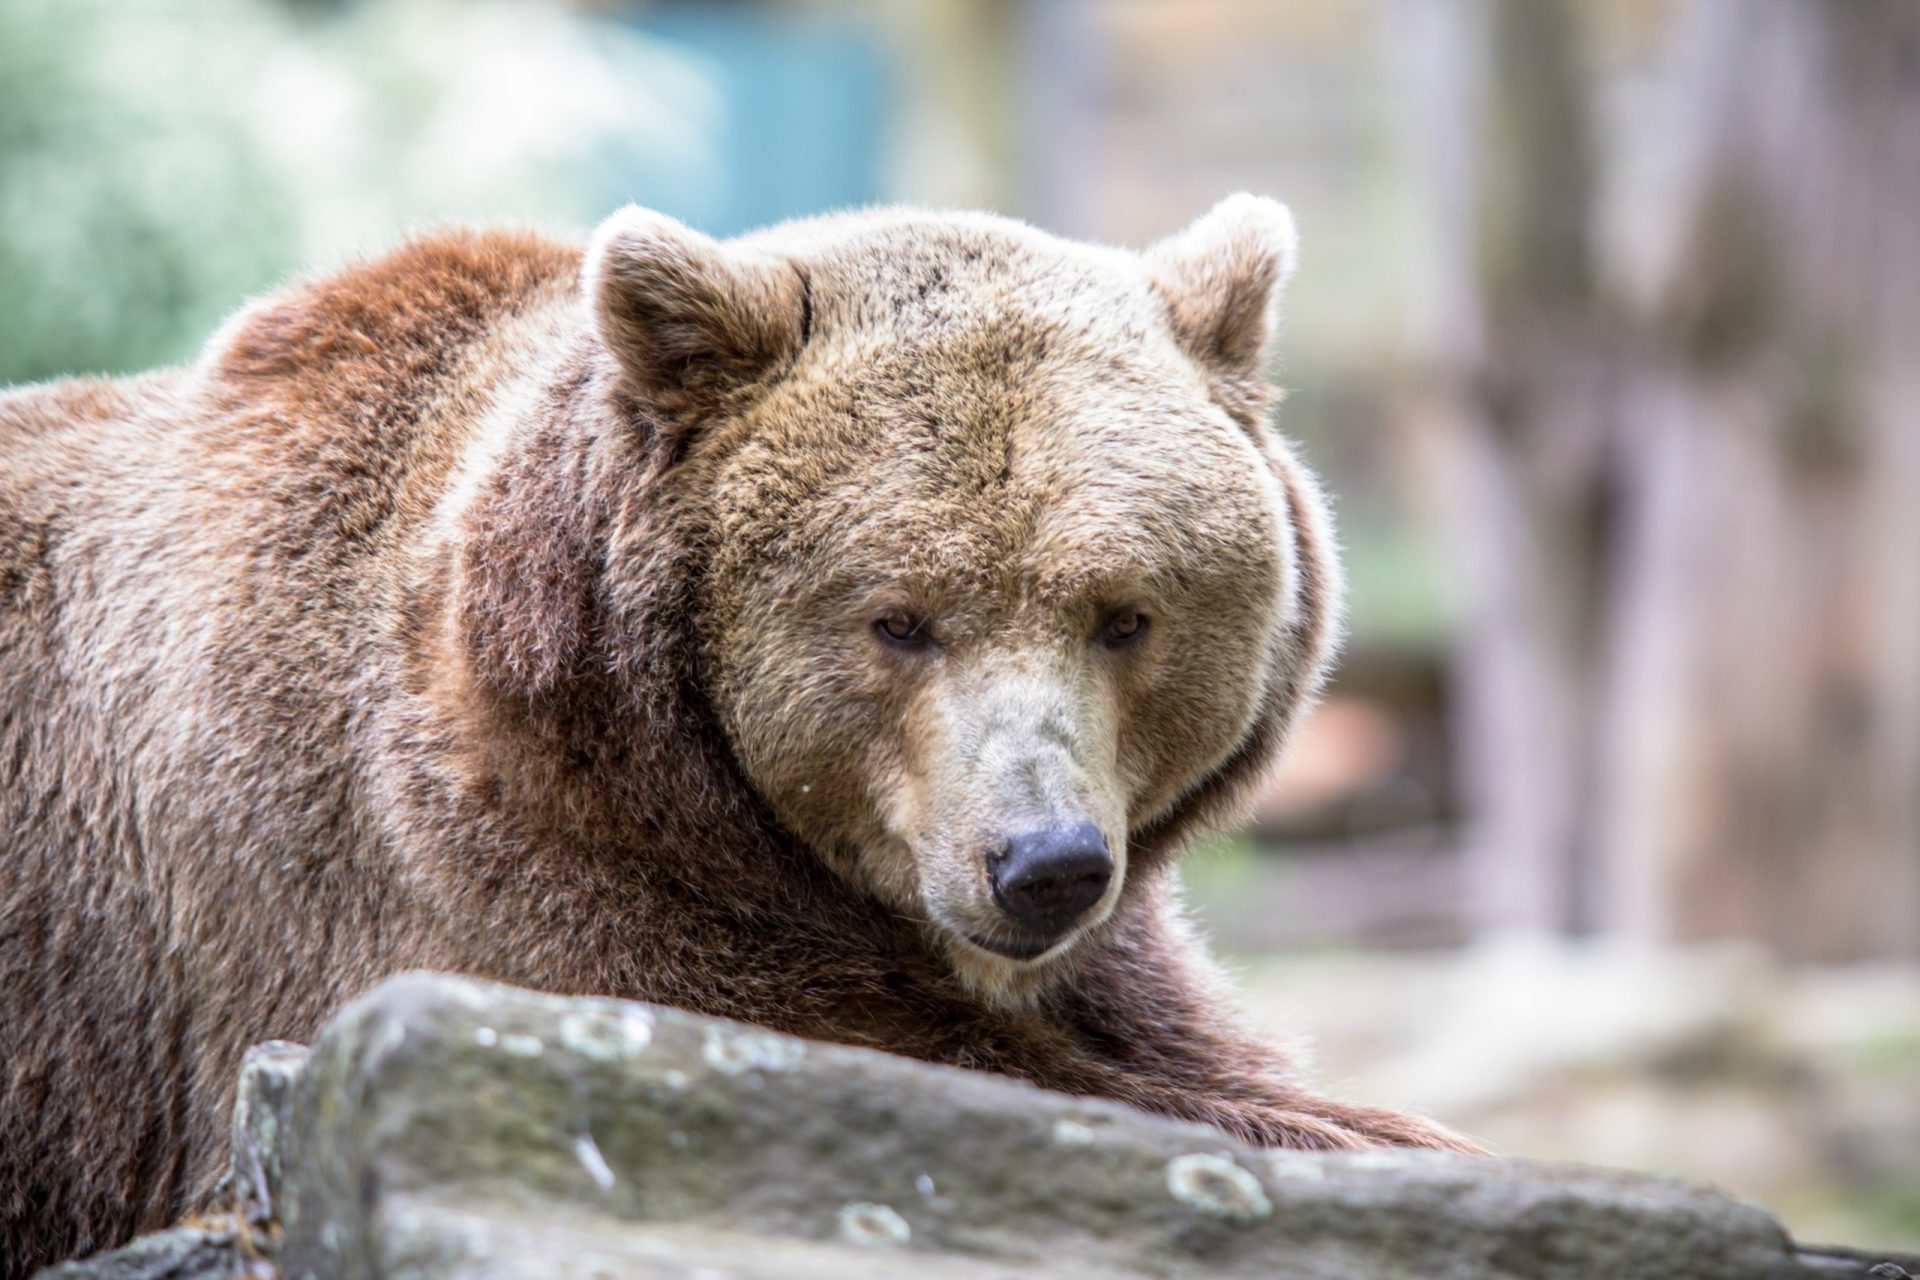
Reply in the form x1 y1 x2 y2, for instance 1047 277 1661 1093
962 932 1058 962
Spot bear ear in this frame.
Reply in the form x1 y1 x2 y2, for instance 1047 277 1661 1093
583 205 806 417
1145 193 1299 379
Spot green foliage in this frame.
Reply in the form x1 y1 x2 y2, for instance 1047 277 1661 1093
1341 519 1455 645
0 0 714 388
0 0 298 383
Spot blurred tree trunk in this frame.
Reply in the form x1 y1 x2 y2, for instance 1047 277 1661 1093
1404 0 1920 960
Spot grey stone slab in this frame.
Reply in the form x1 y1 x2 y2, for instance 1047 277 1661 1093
259 973 1917 1280
32 1227 250 1280
40 973 1919 1278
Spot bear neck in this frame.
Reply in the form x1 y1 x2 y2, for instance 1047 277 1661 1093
434 345 878 935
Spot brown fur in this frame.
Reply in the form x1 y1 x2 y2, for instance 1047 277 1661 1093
0 199 1473 1276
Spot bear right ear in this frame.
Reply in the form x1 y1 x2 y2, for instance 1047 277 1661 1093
1145 193 1299 381
583 205 806 419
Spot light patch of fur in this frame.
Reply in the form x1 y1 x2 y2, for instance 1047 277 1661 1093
425 304 582 553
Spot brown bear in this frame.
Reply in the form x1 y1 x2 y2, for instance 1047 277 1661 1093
0 195 1473 1274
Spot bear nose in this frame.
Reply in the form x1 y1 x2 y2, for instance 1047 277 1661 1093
989 822 1114 938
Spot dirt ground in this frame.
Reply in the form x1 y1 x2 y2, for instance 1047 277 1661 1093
1207 933 1920 1254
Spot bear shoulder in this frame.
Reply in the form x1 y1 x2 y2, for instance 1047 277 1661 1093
202 227 583 404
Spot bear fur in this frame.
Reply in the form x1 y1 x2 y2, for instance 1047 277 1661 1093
0 197 1472 1274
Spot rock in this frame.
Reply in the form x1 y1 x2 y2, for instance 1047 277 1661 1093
231 1040 308 1234
269 974 1917 1280
32 1226 253 1280
39 973 1920 1278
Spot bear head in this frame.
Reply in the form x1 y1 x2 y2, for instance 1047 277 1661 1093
580 196 1339 1004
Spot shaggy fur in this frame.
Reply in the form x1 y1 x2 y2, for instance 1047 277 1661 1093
0 198 1473 1275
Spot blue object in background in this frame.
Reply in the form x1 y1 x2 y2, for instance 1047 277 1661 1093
615 4 887 237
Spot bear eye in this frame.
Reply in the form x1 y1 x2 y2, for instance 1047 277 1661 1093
1100 606 1149 648
874 608 932 649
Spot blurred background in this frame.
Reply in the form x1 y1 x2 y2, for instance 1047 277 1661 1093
6 0 1916 1252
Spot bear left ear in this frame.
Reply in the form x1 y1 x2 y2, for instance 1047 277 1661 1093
583 205 806 419
1145 193 1299 379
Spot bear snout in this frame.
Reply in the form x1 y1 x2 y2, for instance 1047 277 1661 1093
986 821 1114 940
